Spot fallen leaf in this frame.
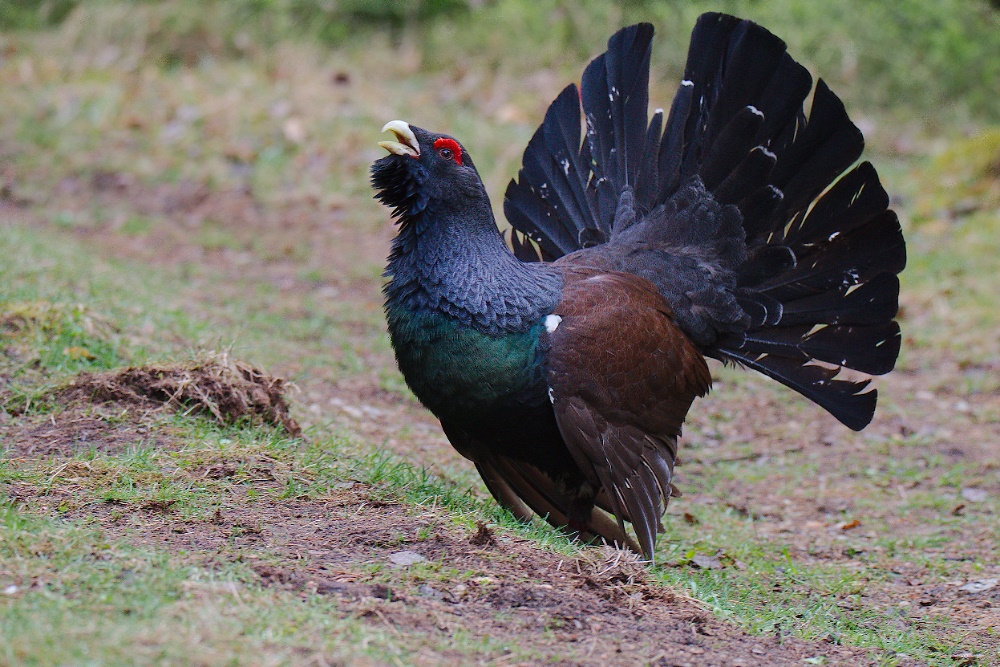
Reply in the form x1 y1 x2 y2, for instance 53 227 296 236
958 578 998 594
283 117 306 144
961 488 989 503
683 512 700 525
952 503 967 516
470 522 495 546
63 346 94 360
388 551 426 567
951 651 978 667
839 519 861 531
691 554 722 570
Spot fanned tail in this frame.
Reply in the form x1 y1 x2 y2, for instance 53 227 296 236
670 14 906 430
504 14 904 429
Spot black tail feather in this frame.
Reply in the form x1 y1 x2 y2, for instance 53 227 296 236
582 22 654 192
778 273 900 327
634 109 664 208
656 80 695 199
758 213 905 301
713 144 778 205
505 84 602 258
711 349 879 431
699 105 767 192
728 322 901 376
785 162 889 247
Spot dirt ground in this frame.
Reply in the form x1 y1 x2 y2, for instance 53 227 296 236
5 420 872 667
2 167 998 665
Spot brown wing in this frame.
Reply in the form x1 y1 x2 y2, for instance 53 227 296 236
547 270 711 559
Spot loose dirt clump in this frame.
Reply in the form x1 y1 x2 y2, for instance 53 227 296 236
574 547 674 605
58 352 300 435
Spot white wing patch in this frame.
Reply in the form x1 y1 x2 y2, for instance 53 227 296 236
544 314 562 333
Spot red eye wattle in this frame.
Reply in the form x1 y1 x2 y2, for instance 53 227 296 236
433 138 463 165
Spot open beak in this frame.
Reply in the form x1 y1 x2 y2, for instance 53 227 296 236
379 120 420 158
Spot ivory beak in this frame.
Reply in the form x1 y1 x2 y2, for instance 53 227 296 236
378 120 420 157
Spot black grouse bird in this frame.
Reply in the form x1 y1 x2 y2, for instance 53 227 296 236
371 13 905 560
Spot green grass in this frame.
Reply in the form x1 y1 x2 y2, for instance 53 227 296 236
0 502 484 667
0 211 574 663
654 495 993 663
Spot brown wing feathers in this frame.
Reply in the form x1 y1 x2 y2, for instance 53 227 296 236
546 270 711 558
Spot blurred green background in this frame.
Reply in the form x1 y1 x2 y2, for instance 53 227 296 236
3 0 999 126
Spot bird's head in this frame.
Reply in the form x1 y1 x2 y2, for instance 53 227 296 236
371 120 486 222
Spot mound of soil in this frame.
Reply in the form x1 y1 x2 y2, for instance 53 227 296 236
60 353 300 436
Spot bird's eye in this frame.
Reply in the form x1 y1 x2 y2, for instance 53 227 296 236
432 137 463 165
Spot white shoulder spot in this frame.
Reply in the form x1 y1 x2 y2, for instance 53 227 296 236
548 387 556 404
544 314 562 333
681 79 694 87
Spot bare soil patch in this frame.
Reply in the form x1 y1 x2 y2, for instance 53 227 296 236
11 477 874 666
0 411 175 458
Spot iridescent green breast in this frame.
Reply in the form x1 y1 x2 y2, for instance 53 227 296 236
387 308 549 424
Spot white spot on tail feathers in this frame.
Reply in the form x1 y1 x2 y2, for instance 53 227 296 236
654 108 664 116
747 105 764 118
756 146 777 160
681 80 694 87
548 388 556 404
560 157 570 175
544 314 562 333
